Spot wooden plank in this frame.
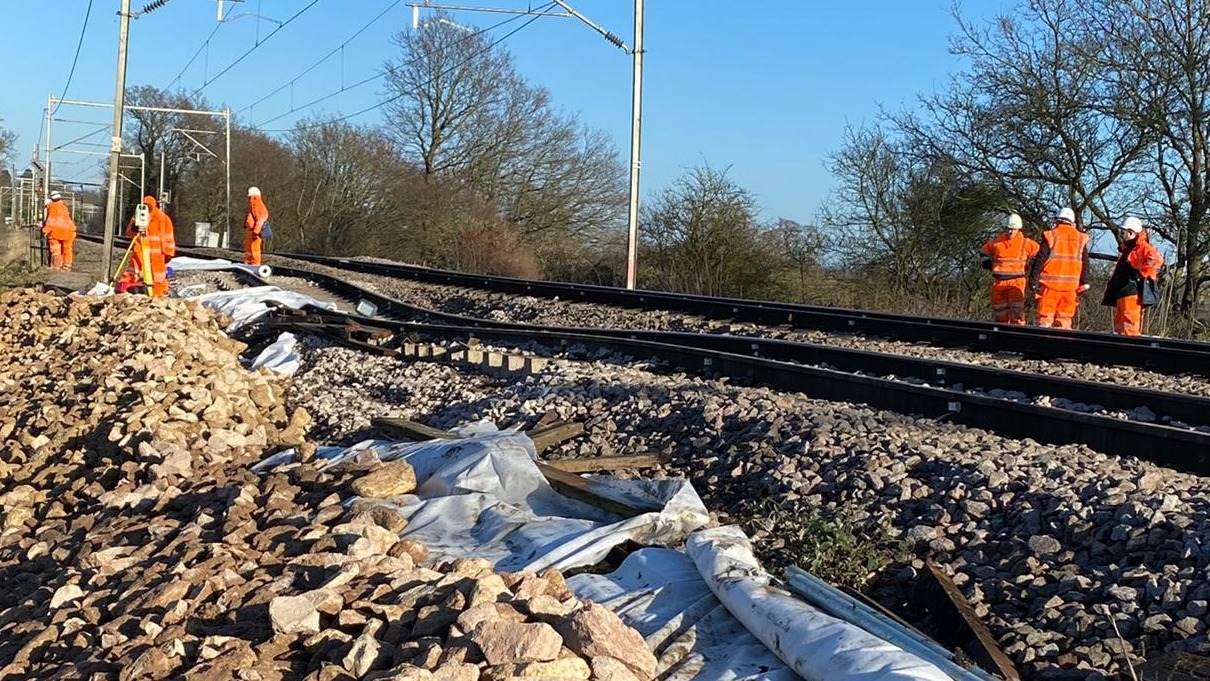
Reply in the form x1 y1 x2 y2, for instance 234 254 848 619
535 462 661 517
368 418 657 518
527 422 585 453
372 418 458 441
544 454 664 473
918 562 1020 681
533 409 561 430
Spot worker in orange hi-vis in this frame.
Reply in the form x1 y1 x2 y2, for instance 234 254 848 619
1101 217 1164 336
42 191 78 271
1028 207 1091 329
122 196 174 298
244 186 270 266
980 213 1040 325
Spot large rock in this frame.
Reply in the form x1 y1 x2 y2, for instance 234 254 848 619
269 595 321 635
553 604 656 678
352 461 418 498
470 620 563 666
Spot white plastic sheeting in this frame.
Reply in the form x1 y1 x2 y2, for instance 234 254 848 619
251 331 302 375
569 547 800 681
258 427 711 572
255 427 958 681
193 285 336 332
167 255 273 278
687 527 950 681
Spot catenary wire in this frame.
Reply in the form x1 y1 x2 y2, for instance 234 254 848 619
257 4 553 132
50 0 96 116
237 0 405 116
195 0 324 92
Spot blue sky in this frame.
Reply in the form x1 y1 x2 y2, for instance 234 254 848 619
2 0 1009 223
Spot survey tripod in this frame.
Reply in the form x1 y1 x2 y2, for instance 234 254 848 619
109 202 154 297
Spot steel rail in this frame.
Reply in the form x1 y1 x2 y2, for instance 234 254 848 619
243 261 1210 474
260 263 1210 429
273 252 1210 376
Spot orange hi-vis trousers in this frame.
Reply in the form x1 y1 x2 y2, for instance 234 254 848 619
990 279 1027 325
244 229 262 266
48 235 75 271
1114 296 1143 336
1036 285 1079 329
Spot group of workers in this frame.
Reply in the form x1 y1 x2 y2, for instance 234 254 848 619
43 190 1167 335
39 186 270 298
980 208 1164 335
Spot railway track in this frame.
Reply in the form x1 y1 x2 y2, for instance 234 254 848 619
277 251 1210 376
244 260 1210 475
73 234 1210 471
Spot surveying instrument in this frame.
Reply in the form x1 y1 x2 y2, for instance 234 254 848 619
109 202 154 297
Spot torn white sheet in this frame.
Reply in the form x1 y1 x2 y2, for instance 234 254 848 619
251 331 301 375
687 527 950 681
168 255 274 278
253 428 959 681
166 255 237 270
265 429 710 573
569 547 800 681
193 285 337 331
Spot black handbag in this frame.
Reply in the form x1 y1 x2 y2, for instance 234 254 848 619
1140 277 1161 308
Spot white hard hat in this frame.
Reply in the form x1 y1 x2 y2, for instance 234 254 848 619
247 186 261 198
1005 213 1023 230
1121 216 1144 233
1054 207 1076 224
49 190 61 201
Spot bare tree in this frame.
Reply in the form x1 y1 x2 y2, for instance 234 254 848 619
382 14 625 252
770 218 826 301
0 119 16 169
1079 0 1210 319
124 86 217 202
285 119 406 256
890 1 1154 233
821 126 1004 309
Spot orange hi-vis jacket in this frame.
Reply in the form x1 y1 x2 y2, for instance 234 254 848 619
1032 223 1090 292
245 195 269 234
982 231 1040 280
42 201 77 240
1126 232 1162 280
126 196 176 295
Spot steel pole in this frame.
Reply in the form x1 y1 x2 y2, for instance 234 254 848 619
159 148 165 200
101 0 133 279
224 108 232 249
8 169 15 227
43 96 53 197
623 0 644 289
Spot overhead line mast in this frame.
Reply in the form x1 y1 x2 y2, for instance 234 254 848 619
409 0 645 289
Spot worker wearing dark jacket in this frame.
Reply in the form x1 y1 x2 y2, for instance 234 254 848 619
1101 217 1163 336
1028 207 1090 329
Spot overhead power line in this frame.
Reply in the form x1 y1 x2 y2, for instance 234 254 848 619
51 0 96 116
196 0 323 92
166 0 321 93
238 0 404 116
166 22 225 90
258 4 553 133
